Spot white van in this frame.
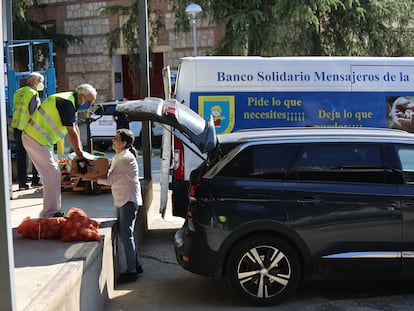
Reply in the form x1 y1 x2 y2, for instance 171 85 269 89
89 101 163 150
167 56 414 217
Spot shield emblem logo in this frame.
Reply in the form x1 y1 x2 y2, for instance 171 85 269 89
198 96 235 134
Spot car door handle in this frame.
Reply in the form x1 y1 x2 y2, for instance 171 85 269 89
296 198 322 204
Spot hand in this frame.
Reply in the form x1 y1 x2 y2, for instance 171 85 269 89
389 97 414 132
77 158 91 174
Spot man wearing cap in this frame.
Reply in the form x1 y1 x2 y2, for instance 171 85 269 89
22 83 97 218
11 72 44 190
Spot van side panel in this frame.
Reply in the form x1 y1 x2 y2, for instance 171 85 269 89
176 56 414 135
171 56 414 214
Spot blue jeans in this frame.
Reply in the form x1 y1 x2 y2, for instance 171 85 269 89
117 201 141 273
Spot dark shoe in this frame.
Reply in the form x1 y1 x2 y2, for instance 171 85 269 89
52 210 65 217
136 265 143 275
18 183 29 191
31 181 43 188
117 272 139 284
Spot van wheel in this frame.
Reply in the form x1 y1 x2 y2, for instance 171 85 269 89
226 235 301 306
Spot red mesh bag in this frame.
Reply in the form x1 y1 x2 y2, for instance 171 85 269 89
17 217 39 239
67 207 89 218
17 217 67 240
17 207 100 242
60 207 101 242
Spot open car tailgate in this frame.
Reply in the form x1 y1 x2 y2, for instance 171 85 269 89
113 97 217 154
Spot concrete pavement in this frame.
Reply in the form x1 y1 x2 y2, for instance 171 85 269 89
10 176 183 311
12 171 414 311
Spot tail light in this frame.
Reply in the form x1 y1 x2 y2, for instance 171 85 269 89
187 184 200 220
189 183 199 198
182 256 193 263
188 183 203 219
189 183 210 200
173 137 185 181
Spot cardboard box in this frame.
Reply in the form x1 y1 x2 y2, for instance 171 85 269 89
69 157 109 179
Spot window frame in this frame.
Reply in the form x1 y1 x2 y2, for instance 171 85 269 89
216 141 393 184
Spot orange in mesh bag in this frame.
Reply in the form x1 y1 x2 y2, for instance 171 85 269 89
17 217 67 240
60 207 101 242
67 207 88 218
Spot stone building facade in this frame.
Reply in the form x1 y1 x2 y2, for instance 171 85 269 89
28 0 224 102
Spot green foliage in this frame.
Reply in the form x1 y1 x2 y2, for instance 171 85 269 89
171 0 414 56
13 18 81 50
99 1 163 90
12 0 82 50
11 0 83 72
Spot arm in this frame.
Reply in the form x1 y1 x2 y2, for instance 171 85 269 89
66 125 83 159
28 95 40 115
97 152 137 185
389 97 414 129
56 97 83 159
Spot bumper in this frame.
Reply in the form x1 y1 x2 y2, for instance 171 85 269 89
174 225 223 278
171 180 190 217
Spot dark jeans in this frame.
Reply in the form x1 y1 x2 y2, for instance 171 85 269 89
117 201 141 272
13 128 39 184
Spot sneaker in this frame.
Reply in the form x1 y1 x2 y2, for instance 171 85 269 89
18 183 29 191
52 210 65 217
117 272 139 284
31 181 43 188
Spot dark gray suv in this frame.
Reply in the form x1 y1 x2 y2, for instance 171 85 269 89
118 98 414 306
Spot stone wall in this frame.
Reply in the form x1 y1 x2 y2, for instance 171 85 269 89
28 0 225 100
64 2 113 101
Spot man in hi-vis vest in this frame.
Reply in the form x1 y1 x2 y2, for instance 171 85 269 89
11 72 44 190
22 84 97 218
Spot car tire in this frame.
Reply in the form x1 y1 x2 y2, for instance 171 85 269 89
225 235 301 306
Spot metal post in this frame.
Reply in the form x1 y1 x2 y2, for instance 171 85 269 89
0 0 17 308
185 3 202 57
139 0 151 179
192 19 197 56
86 111 92 153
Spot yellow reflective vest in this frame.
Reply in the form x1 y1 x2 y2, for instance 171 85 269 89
11 86 39 130
24 92 75 147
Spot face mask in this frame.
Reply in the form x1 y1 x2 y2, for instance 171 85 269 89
36 82 44 91
77 102 91 112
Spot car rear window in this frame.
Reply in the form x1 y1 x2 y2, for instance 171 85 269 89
395 145 414 184
217 142 387 184
287 143 386 183
217 143 299 179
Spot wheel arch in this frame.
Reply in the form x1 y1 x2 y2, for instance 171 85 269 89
217 221 312 281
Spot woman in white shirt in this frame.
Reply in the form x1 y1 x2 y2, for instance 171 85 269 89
97 129 143 283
